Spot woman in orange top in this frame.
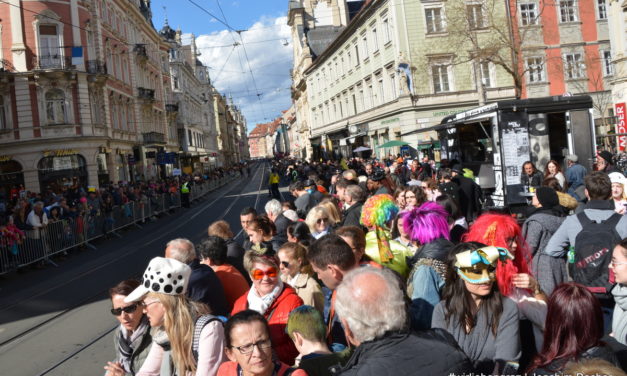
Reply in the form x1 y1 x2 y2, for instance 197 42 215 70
198 236 249 311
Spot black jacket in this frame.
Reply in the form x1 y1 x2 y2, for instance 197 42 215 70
452 175 482 221
226 238 250 285
187 259 229 316
332 330 473 375
274 213 294 244
342 202 364 228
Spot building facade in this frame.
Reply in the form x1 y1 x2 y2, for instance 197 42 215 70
608 0 627 144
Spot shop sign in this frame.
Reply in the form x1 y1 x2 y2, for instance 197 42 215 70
381 117 400 125
616 103 627 152
43 149 79 157
0 155 12 163
53 156 74 171
173 168 182 176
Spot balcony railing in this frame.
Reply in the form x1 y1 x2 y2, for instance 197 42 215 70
0 59 15 72
142 131 166 145
32 55 74 70
86 60 107 75
134 44 148 62
137 87 155 101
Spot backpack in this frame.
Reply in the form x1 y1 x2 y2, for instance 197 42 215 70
192 314 225 362
570 212 621 294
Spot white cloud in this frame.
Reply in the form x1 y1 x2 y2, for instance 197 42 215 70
193 15 292 131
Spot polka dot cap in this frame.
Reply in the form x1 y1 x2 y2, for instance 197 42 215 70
124 256 192 303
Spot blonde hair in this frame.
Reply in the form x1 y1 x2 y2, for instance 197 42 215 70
148 292 210 375
563 358 626 376
305 206 331 234
318 200 341 225
208 220 234 239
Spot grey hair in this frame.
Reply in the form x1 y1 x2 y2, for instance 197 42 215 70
345 184 366 202
264 199 282 217
165 238 196 264
335 267 408 343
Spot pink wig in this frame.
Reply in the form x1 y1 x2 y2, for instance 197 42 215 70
463 212 532 296
402 202 450 245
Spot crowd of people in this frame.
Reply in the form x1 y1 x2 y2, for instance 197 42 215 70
0 165 248 271
102 154 627 376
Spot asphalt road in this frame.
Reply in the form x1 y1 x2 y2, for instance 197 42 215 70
0 163 282 376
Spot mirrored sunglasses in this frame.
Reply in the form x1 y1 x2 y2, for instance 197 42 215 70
251 267 278 280
110 303 139 316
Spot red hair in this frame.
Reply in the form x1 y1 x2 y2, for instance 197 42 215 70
462 213 532 296
528 283 603 373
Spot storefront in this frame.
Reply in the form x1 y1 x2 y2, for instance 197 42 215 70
37 150 88 193
0 156 25 199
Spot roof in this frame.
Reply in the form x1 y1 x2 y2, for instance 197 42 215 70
307 26 345 58
347 1 367 20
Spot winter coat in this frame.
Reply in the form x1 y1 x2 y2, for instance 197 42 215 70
452 175 482 222
231 285 304 365
217 361 307 376
364 230 413 279
332 330 473 375
612 284 627 346
341 202 363 228
225 239 249 285
274 213 294 244
281 273 325 315
523 211 567 295
187 259 230 317
406 238 454 330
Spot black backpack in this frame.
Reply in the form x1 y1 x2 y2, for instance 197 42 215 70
570 212 622 294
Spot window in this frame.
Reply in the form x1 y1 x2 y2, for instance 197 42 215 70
39 25 61 68
425 7 446 33
479 61 493 87
563 53 585 79
378 78 385 104
467 4 486 29
519 2 538 26
602 50 613 76
371 27 378 52
390 73 397 99
382 17 391 43
361 33 369 57
597 0 607 19
354 43 360 65
559 0 578 23
45 89 67 124
431 62 451 93
0 95 7 130
526 57 545 83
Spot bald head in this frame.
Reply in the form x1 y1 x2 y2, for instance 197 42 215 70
335 267 407 345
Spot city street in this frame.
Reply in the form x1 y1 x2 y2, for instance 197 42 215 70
0 163 278 376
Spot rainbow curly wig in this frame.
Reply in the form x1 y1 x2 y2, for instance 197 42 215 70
402 201 450 245
360 194 399 229
463 213 532 296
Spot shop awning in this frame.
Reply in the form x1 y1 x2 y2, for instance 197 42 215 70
417 140 441 150
376 140 410 148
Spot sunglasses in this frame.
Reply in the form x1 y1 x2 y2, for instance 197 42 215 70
280 261 290 268
251 267 278 280
110 303 139 316
316 218 329 224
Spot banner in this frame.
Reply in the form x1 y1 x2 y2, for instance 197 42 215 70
616 103 626 152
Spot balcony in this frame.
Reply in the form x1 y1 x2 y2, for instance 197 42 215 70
32 55 74 70
86 60 107 75
142 131 166 145
137 87 155 102
134 44 148 63
0 59 15 72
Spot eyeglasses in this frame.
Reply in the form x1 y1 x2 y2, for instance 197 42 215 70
251 267 278 280
280 261 290 268
317 218 329 224
110 303 139 316
230 338 272 354
610 261 627 267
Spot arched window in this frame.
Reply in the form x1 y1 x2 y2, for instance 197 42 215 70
45 89 66 124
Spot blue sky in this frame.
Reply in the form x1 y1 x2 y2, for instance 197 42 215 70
150 0 292 132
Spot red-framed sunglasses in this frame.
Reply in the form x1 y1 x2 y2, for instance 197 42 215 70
251 267 278 280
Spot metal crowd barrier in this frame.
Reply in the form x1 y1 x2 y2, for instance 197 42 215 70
0 175 237 275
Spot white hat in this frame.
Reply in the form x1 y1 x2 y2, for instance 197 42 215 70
124 257 192 303
282 209 299 222
609 172 627 185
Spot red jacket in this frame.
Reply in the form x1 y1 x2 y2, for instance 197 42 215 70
232 285 304 365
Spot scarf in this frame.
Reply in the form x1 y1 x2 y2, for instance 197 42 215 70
247 281 284 315
117 315 151 373
612 284 627 345
152 327 170 351
375 226 394 263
